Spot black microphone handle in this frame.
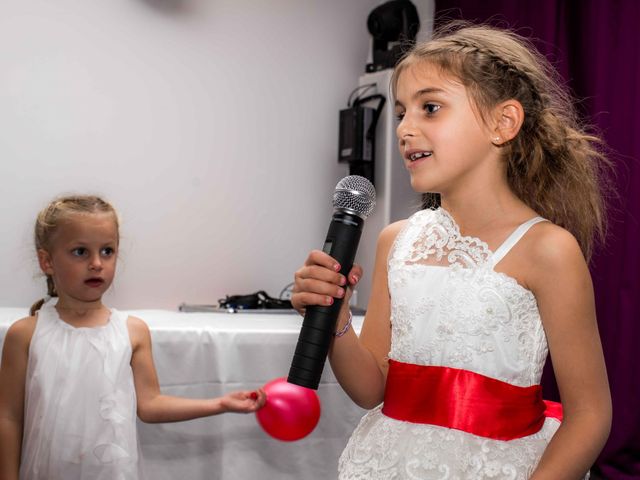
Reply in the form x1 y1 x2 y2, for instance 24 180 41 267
287 211 365 390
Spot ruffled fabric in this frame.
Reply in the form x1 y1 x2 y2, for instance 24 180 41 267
20 299 142 480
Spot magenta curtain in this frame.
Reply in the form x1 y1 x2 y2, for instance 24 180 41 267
433 1 640 478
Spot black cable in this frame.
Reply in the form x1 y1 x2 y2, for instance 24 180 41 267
347 83 376 107
353 94 386 139
279 282 294 300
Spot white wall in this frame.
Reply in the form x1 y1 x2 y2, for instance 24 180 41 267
0 0 433 310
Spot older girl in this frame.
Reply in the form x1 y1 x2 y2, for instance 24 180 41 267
293 23 611 479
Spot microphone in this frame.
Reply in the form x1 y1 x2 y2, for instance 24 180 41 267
288 175 376 390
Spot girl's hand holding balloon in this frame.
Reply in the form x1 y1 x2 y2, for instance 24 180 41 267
256 377 321 441
219 388 266 413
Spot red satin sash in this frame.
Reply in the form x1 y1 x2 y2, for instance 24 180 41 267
382 360 562 441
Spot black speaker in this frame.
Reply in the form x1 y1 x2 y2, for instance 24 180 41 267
366 0 420 72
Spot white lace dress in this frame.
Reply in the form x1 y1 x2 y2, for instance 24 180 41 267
338 208 580 480
20 299 143 480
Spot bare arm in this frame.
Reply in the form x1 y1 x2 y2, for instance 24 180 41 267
292 221 404 408
0 317 36 480
527 226 611 479
127 317 265 423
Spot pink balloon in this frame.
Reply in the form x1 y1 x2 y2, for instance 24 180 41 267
256 377 321 441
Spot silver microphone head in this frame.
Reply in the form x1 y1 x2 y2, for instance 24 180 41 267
332 175 376 219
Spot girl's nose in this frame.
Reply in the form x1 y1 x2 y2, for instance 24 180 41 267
396 118 417 143
89 254 103 271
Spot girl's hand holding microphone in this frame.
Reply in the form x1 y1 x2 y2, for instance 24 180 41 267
291 249 362 333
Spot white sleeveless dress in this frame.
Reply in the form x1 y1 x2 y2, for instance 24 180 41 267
20 298 143 480
338 208 582 480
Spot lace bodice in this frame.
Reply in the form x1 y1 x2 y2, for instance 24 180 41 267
387 208 548 387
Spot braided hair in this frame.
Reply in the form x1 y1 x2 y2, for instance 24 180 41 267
392 22 612 260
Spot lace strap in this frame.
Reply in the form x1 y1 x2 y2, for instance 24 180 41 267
491 217 547 266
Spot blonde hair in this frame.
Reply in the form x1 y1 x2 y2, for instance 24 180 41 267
30 195 119 315
392 22 612 260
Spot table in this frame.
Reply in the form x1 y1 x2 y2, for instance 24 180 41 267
0 308 367 479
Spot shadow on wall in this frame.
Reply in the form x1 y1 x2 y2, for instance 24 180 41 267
138 0 193 14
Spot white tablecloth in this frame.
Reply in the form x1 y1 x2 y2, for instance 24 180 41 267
0 308 367 480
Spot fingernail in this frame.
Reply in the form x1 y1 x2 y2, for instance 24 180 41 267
337 288 345 298
351 275 358 283
326 296 334 305
334 263 341 272
339 276 346 286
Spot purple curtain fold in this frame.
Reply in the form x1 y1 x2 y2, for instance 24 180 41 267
433 1 640 478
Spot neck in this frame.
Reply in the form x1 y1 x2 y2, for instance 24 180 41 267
54 296 110 328
439 180 531 236
55 296 105 316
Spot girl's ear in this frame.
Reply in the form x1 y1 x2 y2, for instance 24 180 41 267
491 99 524 145
37 249 54 275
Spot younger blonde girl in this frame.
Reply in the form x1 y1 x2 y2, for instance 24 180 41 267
0 195 265 480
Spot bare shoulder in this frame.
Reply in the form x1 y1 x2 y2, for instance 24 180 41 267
521 221 591 296
4 315 38 348
526 221 585 268
126 315 151 349
374 219 408 263
126 315 150 335
378 219 407 246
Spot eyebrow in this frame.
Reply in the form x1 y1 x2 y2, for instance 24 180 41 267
394 87 448 108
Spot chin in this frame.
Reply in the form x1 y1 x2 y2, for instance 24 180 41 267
409 178 435 194
77 291 106 303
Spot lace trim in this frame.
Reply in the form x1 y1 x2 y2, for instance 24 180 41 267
338 407 586 480
395 208 493 269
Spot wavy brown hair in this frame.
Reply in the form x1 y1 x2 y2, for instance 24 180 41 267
30 195 119 316
392 22 612 261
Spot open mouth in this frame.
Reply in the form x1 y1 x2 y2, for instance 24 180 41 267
408 151 432 162
85 278 104 287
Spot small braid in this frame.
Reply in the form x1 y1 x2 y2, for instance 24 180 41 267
447 37 546 119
